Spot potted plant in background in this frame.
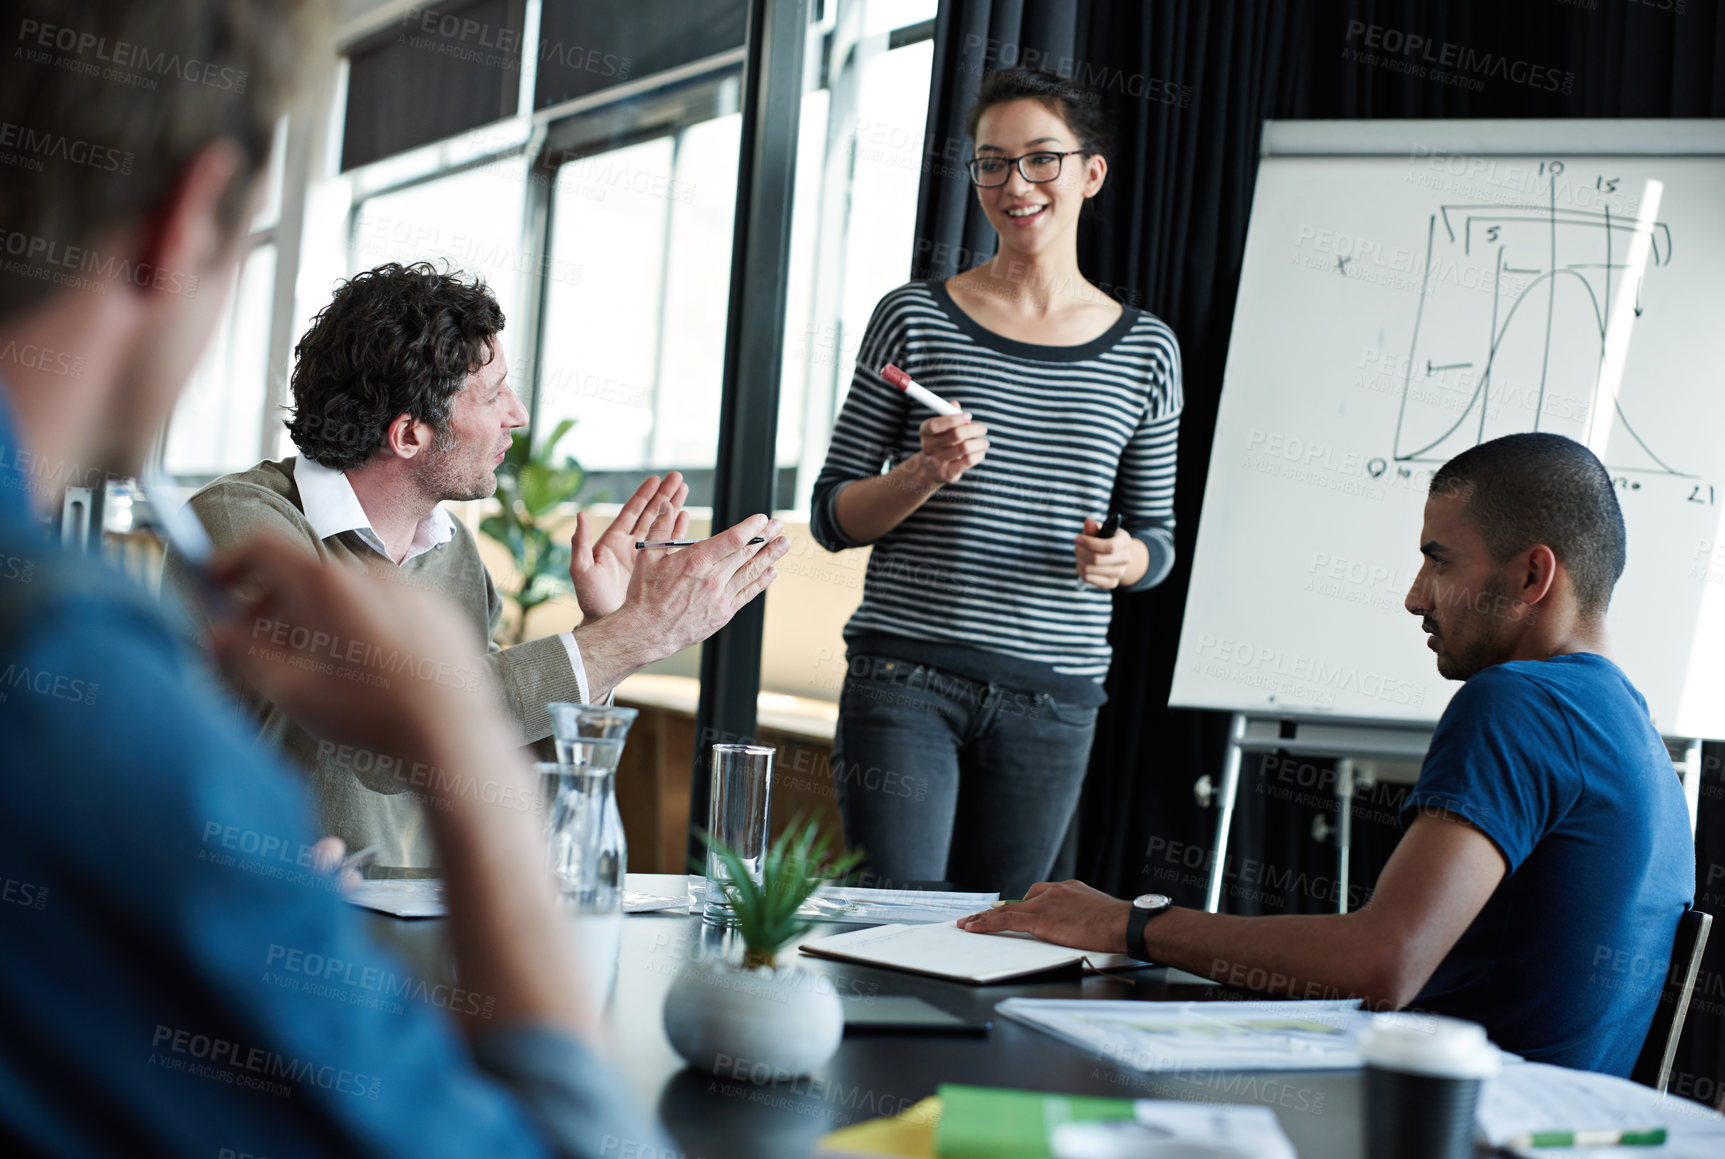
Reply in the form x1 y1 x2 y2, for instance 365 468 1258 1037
479 419 586 645
663 817 863 1076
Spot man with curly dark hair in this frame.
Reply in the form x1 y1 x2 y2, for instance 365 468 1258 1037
168 260 786 866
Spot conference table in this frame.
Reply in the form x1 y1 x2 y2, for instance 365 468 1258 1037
369 873 1367 1159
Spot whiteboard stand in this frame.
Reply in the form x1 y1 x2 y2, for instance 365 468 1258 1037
1672 738 1704 837
1201 715 1437 914
1334 759 1355 914
1201 719 1706 915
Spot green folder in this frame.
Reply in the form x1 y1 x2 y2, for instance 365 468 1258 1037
935 1084 1136 1158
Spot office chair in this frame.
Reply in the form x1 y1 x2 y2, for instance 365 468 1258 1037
1630 907 1711 1093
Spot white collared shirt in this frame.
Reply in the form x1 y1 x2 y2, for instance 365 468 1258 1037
294 455 593 703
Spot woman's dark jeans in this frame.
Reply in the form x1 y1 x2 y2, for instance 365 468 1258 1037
831 654 1099 897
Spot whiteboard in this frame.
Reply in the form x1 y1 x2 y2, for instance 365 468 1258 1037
1170 121 1725 738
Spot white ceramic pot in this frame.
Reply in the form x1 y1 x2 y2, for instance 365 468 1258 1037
662 958 843 1077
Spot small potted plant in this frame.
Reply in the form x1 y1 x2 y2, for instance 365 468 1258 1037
663 817 863 1076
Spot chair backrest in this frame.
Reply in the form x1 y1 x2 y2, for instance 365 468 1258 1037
1631 907 1712 1092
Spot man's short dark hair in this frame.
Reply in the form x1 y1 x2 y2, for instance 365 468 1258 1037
1429 433 1627 620
286 262 505 470
0 0 311 323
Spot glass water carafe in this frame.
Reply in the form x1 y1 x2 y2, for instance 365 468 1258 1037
540 702 638 1007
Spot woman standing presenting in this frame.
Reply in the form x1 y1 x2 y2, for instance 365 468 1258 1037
810 69 1182 896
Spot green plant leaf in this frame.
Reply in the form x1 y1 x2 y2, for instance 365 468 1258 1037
695 816 865 963
541 417 577 457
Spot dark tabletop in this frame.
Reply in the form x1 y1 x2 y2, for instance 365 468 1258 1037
372 904 1366 1158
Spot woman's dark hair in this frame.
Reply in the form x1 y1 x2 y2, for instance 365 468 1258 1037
286 261 504 470
962 67 1114 158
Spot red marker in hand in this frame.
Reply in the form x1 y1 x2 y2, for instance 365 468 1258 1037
881 364 963 417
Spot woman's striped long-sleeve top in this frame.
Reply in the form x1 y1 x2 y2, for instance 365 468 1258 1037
810 279 1183 706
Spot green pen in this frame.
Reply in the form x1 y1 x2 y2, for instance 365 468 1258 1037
1502 1127 1667 1148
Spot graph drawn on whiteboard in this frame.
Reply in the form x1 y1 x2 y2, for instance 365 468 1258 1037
1386 163 1688 481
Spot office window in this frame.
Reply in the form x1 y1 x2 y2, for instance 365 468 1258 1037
532 3 934 510
534 0 747 109
778 15 935 512
536 114 740 481
342 0 525 171
163 241 279 478
160 116 289 479
349 158 531 342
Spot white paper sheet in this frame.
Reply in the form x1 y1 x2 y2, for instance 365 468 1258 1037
799 922 1136 983
998 998 1374 1072
1479 1061 1725 1157
345 878 445 918
1130 1101 1297 1159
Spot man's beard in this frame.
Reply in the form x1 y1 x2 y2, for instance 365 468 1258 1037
1435 573 1511 680
417 440 498 504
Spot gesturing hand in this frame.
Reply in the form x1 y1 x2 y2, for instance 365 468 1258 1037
613 504 791 661
910 409 989 488
570 471 688 622
1075 517 1136 589
956 879 1133 955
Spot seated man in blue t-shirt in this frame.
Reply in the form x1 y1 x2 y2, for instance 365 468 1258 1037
961 432 1694 1076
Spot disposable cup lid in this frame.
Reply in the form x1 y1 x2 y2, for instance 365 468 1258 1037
1357 1013 1501 1079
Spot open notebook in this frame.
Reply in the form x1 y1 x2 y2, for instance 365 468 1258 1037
799 921 1140 984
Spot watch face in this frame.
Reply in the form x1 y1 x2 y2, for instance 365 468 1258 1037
1132 893 1171 911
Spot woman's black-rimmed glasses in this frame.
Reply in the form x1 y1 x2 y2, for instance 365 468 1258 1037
965 150 1092 188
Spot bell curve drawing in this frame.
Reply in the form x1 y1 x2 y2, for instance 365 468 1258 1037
1390 163 1686 478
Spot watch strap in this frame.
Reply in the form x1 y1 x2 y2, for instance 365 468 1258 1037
1125 903 1157 962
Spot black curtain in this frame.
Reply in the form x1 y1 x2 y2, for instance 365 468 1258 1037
913 0 1725 1103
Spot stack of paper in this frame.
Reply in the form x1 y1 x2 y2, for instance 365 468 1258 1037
1479 1061 1725 1158
996 998 1373 1071
802 886 1001 924
683 876 999 924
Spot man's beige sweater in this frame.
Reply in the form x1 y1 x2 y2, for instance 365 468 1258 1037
164 457 581 867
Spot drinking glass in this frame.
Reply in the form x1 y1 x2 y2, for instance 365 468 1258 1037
702 744 774 925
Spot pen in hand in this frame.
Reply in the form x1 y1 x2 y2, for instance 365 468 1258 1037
339 845 381 876
636 537 767 549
